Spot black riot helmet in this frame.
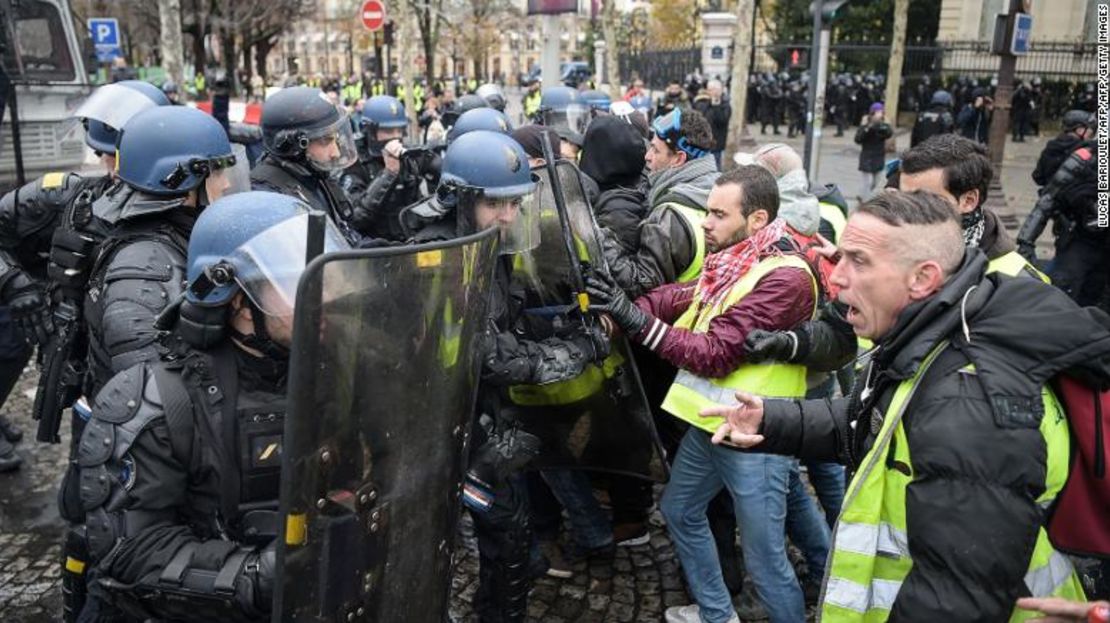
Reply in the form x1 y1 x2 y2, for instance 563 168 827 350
260 86 358 173
443 93 489 128
1062 109 1095 133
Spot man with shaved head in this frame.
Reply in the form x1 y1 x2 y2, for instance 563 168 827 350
704 190 1108 621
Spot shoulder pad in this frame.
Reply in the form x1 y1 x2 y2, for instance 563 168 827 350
93 364 147 424
102 237 185 283
1075 147 1093 161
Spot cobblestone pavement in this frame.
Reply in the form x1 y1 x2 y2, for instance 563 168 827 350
4 108 1053 621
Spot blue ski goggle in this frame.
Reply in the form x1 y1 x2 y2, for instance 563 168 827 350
651 107 709 160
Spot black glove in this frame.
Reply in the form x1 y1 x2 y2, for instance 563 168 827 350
1016 240 1037 262
2 271 54 345
468 416 542 488
585 271 648 335
252 541 276 613
744 329 800 364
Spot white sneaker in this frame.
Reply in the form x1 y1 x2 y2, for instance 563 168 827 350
664 604 739 623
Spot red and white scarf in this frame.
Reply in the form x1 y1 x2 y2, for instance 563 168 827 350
696 217 788 310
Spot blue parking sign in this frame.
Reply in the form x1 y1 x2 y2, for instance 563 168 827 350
88 18 120 48
1010 13 1033 56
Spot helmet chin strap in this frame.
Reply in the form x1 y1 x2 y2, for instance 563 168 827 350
231 298 290 361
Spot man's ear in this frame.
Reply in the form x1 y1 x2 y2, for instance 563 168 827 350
747 208 770 231
673 150 689 166
958 189 980 214
908 261 945 300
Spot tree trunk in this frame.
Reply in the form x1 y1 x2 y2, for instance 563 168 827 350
602 0 620 99
221 29 237 95
241 36 252 79
255 38 274 82
158 0 184 88
191 0 207 76
397 9 416 131
723 0 754 167
884 0 909 130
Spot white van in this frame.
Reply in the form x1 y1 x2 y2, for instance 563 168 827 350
0 0 89 192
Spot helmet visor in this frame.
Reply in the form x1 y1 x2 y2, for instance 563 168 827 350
230 213 351 317
542 103 589 137
304 113 359 173
461 178 542 256
73 83 161 129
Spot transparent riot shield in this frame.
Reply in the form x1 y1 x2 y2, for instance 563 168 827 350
508 159 668 483
273 228 499 623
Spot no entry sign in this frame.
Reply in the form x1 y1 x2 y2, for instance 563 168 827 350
361 0 386 31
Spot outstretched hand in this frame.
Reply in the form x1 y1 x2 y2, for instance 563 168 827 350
704 391 766 448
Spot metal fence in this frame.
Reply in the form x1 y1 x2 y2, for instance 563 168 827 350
752 40 1098 82
618 46 701 90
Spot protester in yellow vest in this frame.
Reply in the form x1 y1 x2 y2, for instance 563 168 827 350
708 190 1099 622
587 165 823 623
601 107 719 299
522 82 542 121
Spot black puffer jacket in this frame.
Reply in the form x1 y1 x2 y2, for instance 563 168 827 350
759 249 1110 621
1032 133 1084 187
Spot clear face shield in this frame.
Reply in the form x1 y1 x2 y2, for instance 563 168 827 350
303 113 360 173
542 103 589 137
228 213 351 318
73 83 161 129
459 178 542 256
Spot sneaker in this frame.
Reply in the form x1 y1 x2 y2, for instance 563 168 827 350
613 522 650 547
0 436 21 473
0 415 22 444
538 541 573 579
665 604 739 623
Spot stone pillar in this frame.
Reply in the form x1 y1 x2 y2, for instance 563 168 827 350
594 40 607 89
701 12 738 82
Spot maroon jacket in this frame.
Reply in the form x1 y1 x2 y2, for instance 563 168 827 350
629 265 815 379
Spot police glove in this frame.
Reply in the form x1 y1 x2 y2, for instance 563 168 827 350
2 271 54 345
1016 240 1037 262
565 323 611 364
744 329 803 364
251 542 276 613
585 271 647 336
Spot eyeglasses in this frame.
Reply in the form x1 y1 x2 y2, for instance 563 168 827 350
651 107 708 160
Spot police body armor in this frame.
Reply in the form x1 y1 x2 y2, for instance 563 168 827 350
341 151 431 242
78 343 284 623
251 156 360 243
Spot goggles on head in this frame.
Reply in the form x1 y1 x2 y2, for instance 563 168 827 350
651 107 709 160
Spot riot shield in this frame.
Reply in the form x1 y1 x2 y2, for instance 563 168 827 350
273 228 499 623
508 159 668 483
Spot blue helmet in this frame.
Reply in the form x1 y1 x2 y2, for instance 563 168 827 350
77 80 171 153
539 86 583 114
116 106 235 196
538 86 589 144
581 89 611 112
185 191 349 310
439 131 535 199
446 107 513 144
930 90 953 108
361 95 408 131
628 94 652 115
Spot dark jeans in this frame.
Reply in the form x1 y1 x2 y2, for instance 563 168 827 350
528 469 612 550
1051 234 1110 309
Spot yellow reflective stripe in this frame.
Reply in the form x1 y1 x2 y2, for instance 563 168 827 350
65 556 86 574
508 352 624 406
42 172 66 189
285 513 307 546
833 521 909 558
823 576 902 614
988 251 1050 283
1024 550 1076 598
666 203 706 283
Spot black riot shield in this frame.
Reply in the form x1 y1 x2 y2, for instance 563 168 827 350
507 159 668 483
273 228 499 623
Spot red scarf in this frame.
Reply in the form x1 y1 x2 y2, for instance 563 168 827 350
697 217 788 310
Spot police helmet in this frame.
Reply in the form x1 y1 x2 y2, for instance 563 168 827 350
475 83 507 111
1062 109 1095 132
438 130 540 254
581 89 612 113
116 106 236 197
361 95 409 155
628 94 652 116
929 90 953 108
179 191 349 349
260 86 358 172
443 94 490 128
446 107 513 144
75 80 171 153
161 80 178 95
538 86 588 143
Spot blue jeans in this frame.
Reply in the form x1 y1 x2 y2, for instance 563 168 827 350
804 460 845 528
661 429 805 623
785 465 832 579
539 469 613 550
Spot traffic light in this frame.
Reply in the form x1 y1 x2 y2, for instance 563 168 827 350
383 21 394 46
809 0 848 22
788 48 809 69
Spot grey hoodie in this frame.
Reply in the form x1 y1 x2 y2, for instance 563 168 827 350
647 155 719 210
775 169 820 236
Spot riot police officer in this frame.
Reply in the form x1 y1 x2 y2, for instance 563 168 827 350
910 89 955 147
439 131 609 622
250 86 362 242
535 86 589 160
476 83 507 111
73 191 350 623
581 89 612 117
